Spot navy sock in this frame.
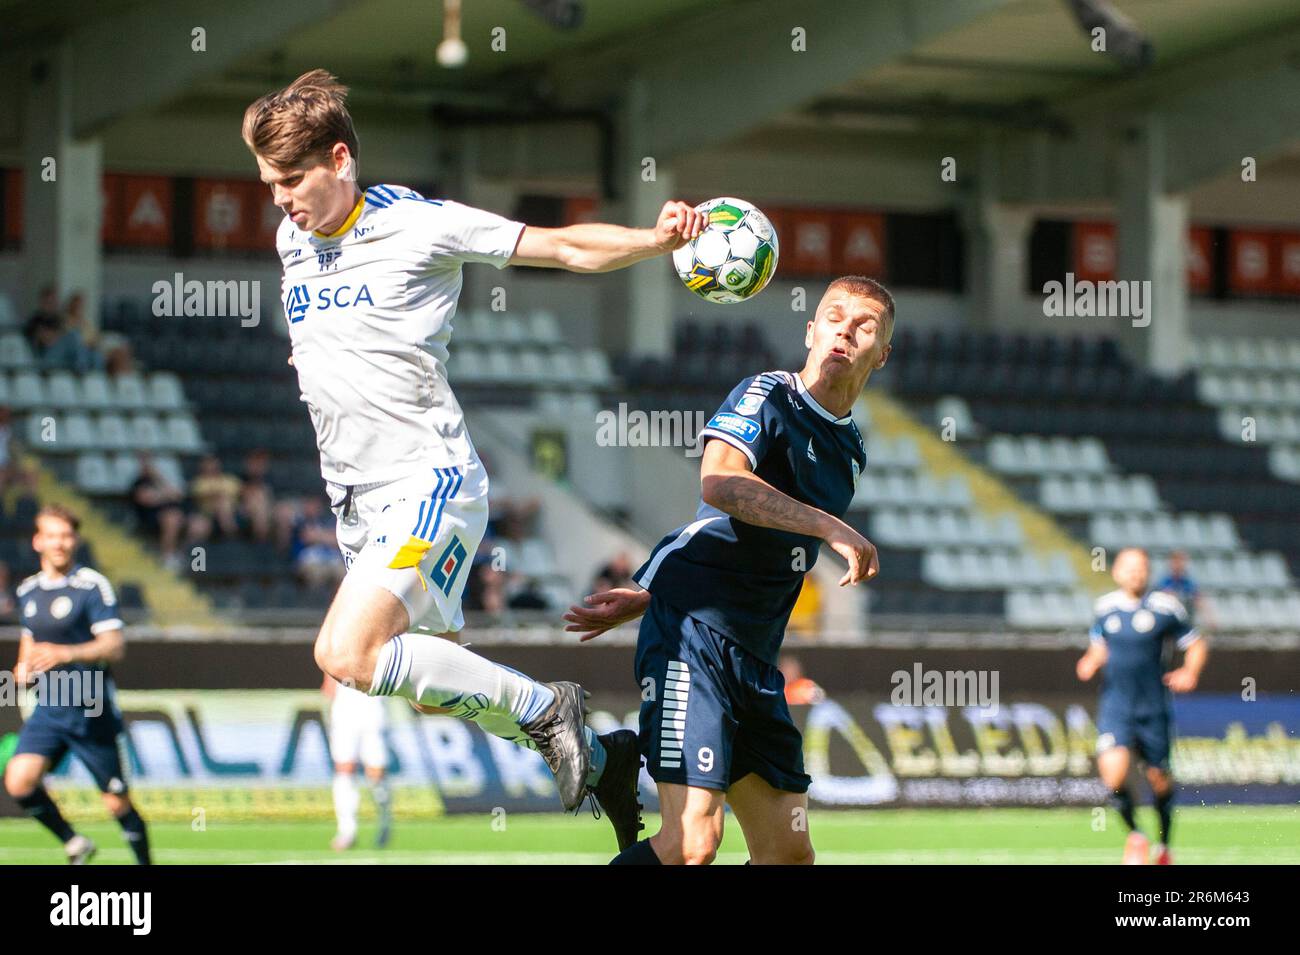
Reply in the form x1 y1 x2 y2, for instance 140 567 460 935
1111 787 1138 832
116 807 151 865
1154 790 1174 845
610 838 661 865
15 787 76 843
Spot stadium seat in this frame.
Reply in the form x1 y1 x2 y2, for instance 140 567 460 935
96 413 131 451
10 371 46 409
162 415 204 453
80 371 113 409
112 374 149 410
529 311 562 346
148 372 187 411
0 334 32 368
46 371 82 408
76 453 116 494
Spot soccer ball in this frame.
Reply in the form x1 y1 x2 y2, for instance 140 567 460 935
672 197 779 304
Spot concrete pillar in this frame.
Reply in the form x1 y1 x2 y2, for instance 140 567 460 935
965 201 1034 330
1117 115 1190 375
620 76 674 358
21 44 102 323
962 135 1034 330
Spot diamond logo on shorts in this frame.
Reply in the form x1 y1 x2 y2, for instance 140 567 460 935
430 535 468 597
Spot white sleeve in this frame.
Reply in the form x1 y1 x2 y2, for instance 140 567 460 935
426 199 525 269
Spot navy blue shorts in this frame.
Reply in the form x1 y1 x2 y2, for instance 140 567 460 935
1096 703 1172 770
634 595 810 794
15 715 129 794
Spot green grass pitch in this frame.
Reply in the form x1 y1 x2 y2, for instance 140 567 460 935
2 806 1297 864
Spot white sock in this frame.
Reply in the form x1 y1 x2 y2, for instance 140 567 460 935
332 772 360 838
369 634 554 725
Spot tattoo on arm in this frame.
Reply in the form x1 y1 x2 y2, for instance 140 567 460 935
708 473 826 536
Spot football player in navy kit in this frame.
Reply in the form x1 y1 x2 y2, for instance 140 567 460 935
1077 547 1207 865
3 505 150 864
565 276 891 865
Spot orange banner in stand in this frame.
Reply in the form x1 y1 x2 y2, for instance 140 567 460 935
835 212 886 278
563 196 598 225
787 209 837 275
1227 230 1276 295
101 174 173 247
1275 233 1300 297
193 179 282 251
1186 227 1214 294
1072 222 1117 283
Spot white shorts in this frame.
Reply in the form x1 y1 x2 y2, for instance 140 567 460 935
329 682 389 768
329 459 489 635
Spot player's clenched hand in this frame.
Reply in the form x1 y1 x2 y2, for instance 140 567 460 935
563 588 651 641
653 200 707 252
25 643 71 675
822 519 878 586
1163 667 1198 693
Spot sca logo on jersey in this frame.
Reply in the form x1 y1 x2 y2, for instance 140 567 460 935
708 412 760 443
284 284 375 323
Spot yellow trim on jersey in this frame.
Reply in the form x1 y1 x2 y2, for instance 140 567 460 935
313 194 366 239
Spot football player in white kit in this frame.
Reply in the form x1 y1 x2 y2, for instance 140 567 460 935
242 69 703 848
323 676 393 850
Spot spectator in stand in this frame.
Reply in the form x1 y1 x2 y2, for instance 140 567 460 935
292 496 345 589
189 455 242 541
779 655 826 706
0 406 37 495
465 562 507 614
129 452 189 569
590 552 635 594
102 336 136 378
25 287 66 364
1155 550 1215 634
37 292 102 372
239 449 296 549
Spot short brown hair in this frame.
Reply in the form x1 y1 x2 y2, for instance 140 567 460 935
241 69 359 170
36 503 81 534
825 275 895 336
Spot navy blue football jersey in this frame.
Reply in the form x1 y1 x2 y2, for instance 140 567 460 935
635 371 866 664
18 566 123 731
1089 589 1198 715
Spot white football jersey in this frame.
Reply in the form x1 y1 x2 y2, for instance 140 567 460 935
276 184 524 485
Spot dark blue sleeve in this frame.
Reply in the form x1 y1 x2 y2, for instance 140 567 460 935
699 375 785 470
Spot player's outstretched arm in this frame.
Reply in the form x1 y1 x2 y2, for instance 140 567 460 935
563 588 651 641
1164 637 1207 693
508 200 705 273
13 632 32 686
24 629 125 675
1076 640 1107 681
700 440 878 586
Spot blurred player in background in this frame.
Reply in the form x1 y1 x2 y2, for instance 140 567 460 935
242 68 704 846
565 277 890 865
1077 547 1208 865
323 676 393 851
2 505 150 864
